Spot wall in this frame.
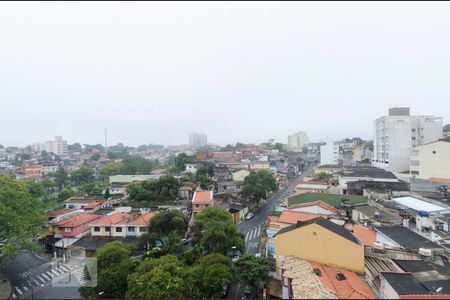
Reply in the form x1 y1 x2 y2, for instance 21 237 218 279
275 223 365 273
413 141 450 180
290 205 335 215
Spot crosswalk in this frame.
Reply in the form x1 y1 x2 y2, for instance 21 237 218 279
245 226 262 242
12 264 74 298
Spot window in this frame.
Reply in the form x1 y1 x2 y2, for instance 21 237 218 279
128 226 135 232
105 227 111 232
139 227 147 232
195 204 200 208
205 204 209 208
94 227 100 232
64 227 71 232
115 227 122 232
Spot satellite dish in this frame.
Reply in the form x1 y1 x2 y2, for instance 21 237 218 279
436 287 443 293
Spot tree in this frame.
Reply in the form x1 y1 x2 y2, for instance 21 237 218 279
101 162 124 179
0 175 44 265
195 167 213 190
173 153 191 172
126 255 189 299
128 176 180 205
235 254 270 296
141 210 188 247
241 170 278 205
71 166 95 185
79 241 132 299
194 207 245 255
273 143 284 152
192 253 233 298
50 166 67 191
68 143 82 152
120 156 157 175
90 153 101 161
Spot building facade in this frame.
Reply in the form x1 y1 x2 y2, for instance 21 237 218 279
372 107 443 172
409 138 450 180
288 131 309 151
189 132 207 149
320 140 339 166
33 136 69 157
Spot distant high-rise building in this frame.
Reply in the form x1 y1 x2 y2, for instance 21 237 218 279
32 136 68 157
372 107 443 172
320 140 339 166
189 132 207 149
288 131 309 151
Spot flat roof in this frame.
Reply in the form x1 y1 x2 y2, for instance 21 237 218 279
375 226 441 250
393 196 448 213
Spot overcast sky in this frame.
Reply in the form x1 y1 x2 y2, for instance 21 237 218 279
1 1 449 147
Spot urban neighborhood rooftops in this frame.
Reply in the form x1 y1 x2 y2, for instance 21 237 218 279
288 192 368 208
192 190 213 204
56 213 102 228
337 167 398 179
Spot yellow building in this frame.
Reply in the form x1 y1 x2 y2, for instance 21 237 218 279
274 217 365 273
232 169 250 182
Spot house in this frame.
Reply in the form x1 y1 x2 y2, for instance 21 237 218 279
347 180 410 200
249 161 270 171
273 217 365 273
228 202 249 223
55 213 102 238
191 189 214 217
42 163 59 175
294 180 329 193
212 165 232 181
409 138 450 180
215 181 242 194
178 185 193 200
185 164 197 174
64 196 106 209
335 167 399 194
266 210 327 239
279 256 376 299
109 174 162 185
90 211 154 237
232 169 250 182
314 164 343 175
24 164 43 179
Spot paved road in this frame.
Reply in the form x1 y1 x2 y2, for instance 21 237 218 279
237 163 317 255
1 251 82 299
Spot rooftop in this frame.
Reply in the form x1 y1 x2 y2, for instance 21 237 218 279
277 211 324 224
375 226 441 250
192 190 213 204
381 272 429 295
288 192 368 208
56 213 102 228
109 174 162 184
337 167 398 180
346 224 377 246
393 196 448 213
275 217 362 245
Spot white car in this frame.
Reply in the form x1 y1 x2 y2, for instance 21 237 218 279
245 212 254 220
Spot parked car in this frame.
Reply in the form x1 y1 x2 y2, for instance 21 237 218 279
245 212 254 220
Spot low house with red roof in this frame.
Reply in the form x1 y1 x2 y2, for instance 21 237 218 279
288 200 341 216
191 189 214 217
64 196 106 209
55 213 102 238
89 211 155 237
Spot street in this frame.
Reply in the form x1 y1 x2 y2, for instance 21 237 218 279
1 250 82 299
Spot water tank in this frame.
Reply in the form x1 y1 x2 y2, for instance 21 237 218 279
373 242 385 252
418 248 433 257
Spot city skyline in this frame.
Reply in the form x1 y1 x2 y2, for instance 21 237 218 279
1 3 450 146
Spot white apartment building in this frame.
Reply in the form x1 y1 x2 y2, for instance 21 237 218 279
288 131 309 151
33 136 68 157
410 138 450 180
189 132 207 149
320 140 339 165
372 107 443 172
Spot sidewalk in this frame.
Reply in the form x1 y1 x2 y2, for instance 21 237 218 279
0 273 12 299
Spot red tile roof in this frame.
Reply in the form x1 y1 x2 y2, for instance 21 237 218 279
57 213 102 228
288 200 340 215
49 208 77 218
192 190 213 204
127 212 155 226
63 196 86 203
309 262 377 299
90 212 133 226
345 224 376 246
278 211 324 224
